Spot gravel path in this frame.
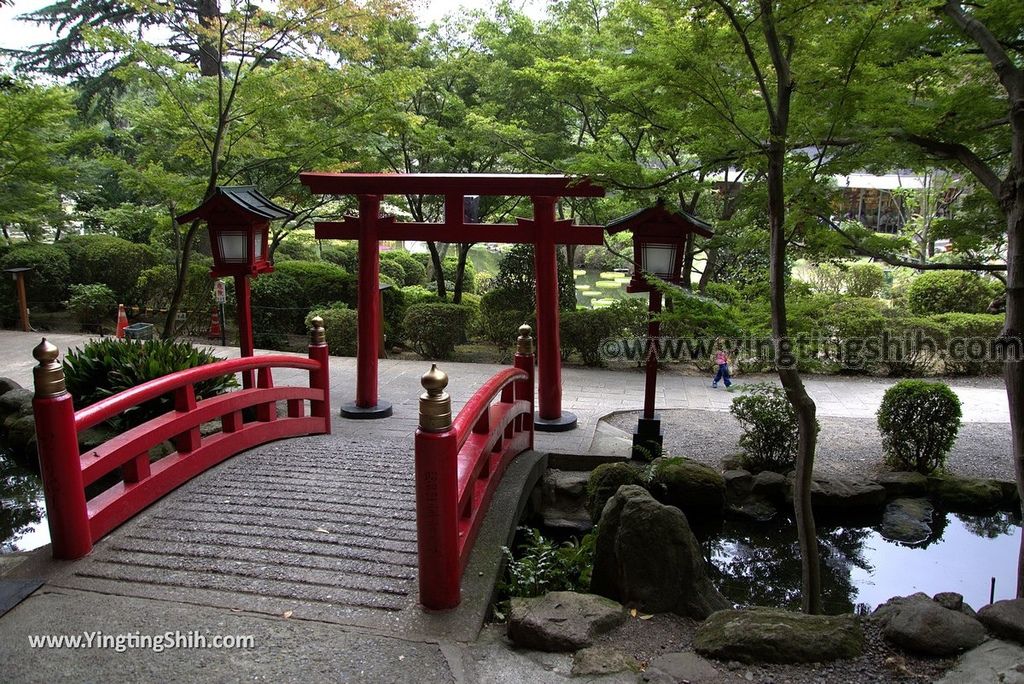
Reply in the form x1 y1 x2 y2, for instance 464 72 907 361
607 409 1015 481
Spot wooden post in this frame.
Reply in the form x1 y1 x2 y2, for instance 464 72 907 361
14 271 29 332
308 316 331 433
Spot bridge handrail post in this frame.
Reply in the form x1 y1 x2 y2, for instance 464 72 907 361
308 316 331 434
30 339 92 559
514 324 535 449
415 363 460 610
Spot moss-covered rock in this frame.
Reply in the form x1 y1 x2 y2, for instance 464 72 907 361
694 608 864 664
648 457 725 520
586 462 645 522
929 475 1005 512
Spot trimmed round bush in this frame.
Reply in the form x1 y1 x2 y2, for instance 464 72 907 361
67 283 116 330
586 462 644 522
403 302 475 360
321 242 359 273
730 384 804 473
401 285 442 308
306 306 358 356
0 242 71 310
60 234 157 303
560 307 628 366
877 380 962 474
273 235 318 262
135 262 215 335
845 263 886 298
477 289 534 354
907 271 995 315
443 255 476 293
379 258 407 285
931 313 1006 375
251 260 356 343
381 250 426 286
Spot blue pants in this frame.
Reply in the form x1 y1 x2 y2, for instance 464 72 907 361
713 363 732 387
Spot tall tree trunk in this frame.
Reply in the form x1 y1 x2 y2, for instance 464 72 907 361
197 0 221 77
681 231 695 290
452 243 473 304
1008 192 1024 596
427 240 447 300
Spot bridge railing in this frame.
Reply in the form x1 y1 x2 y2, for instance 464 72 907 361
31 317 332 560
414 324 535 610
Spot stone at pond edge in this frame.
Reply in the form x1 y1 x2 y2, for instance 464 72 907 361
750 470 787 502
693 608 864 664
541 469 593 536
879 497 933 544
723 469 753 500
883 597 987 656
0 388 33 416
787 474 887 511
978 599 1024 644
587 462 644 522
648 456 725 520
0 377 22 397
727 495 777 522
928 475 1005 511
933 639 1024 684
507 591 625 652
571 647 639 676
875 471 929 498
591 485 730 619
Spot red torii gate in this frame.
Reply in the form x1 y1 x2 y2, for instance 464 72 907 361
299 173 606 431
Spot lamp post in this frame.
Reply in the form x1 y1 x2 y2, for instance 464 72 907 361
605 199 714 460
177 186 294 388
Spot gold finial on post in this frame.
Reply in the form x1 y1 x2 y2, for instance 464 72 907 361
419 364 452 432
32 338 67 398
517 323 534 355
310 315 326 346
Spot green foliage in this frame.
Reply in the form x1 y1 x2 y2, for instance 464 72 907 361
845 263 886 299
63 338 236 429
476 289 535 355
931 313 1006 375
498 528 594 599
560 306 633 366
381 249 426 286
877 380 962 474
730 384 808 473
875 311 949 377
907 271 994 315
321 242 359 273
67 283 116 330
252 260 356 342
494 244 574 311
273 235 319 262
0 242 71 310
135 262 214 335
403 303 474 360
705 282 741 305
305 306 358 357
443 254 476 293
61 234 157 303
379 258 407 285
401 285 442 308
805 263 846 295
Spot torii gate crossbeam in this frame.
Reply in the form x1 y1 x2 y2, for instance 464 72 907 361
300 173 606 431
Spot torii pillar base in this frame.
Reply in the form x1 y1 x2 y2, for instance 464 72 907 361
340 401 393 420
535 410 577 432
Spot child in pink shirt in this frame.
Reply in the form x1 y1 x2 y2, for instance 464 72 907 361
712 345 733 389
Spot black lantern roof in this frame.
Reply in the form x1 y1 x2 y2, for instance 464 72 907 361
176 186 295 224
605 198 714 238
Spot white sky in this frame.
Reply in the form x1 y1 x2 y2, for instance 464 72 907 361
0 0 546 52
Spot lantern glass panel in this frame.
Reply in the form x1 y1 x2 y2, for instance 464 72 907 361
254 228 265 260
218 232 248 263
642 243 677 279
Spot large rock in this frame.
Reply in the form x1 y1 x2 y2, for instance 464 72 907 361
979 599 1024 644
586 462 644 522
875 471 929 498
879 497 933 545
797 475 887 511
722 469 753 500
541 469 593 536
0 387 33 417
571 647 639 676
726 496 777 522
591 485 730 618
507 591 625 652
934 639 1024 684
883 597 987 655
694 608 864 664
0 377 22 397
750 471 788 502
648 457 725 520
929 475 1004 512
645 652 725 683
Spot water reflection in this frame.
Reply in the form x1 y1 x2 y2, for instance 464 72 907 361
0 450 48 553
707 511 1021 614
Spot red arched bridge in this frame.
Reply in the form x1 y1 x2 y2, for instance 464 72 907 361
30 319 536 613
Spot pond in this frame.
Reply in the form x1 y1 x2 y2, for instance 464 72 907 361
707 511 1021 614
0 449 49 554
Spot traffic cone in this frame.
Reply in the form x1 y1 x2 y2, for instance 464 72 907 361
208 308 222 339
116 304 129 339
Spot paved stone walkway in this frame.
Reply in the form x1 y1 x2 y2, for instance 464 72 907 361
0 330 1013 681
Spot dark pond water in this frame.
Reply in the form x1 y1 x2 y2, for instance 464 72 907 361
707 511 1021 614
0 449 49 553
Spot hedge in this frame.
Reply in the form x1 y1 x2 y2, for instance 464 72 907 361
404 303 475 360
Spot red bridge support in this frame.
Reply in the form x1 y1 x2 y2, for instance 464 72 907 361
415 325 535 610
31 318 332 560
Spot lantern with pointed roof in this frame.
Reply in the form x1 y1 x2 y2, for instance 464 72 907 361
605 198 714 292
176 186 294 278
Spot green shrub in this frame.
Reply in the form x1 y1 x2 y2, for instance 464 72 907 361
907 271 994 315
498 528 594 600
306 306 358 356
60 234 156 303
443 254 476 293
845 263 886 298
561 307 628 366
67 283 117 330
0 242 71 310
705 282 741 305
730 384 809 473
806 262 846 295
380 277 408 345
379 258 407 285
403 303 474 359
475 271 495 294
273 235 318 262
476 289 534 355
931 313 1006 375
381 249 426 286
586 462 645 521
135 262 215 336
877 380 962 474
401 285 442 308
875 311 949 376
321 241 359 272
822 298 888 371
494 243 574 311
63 338 236 429
252 260 355 340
